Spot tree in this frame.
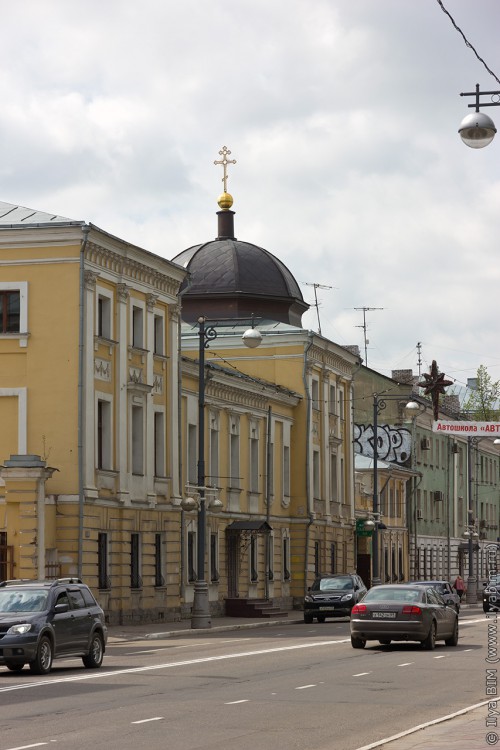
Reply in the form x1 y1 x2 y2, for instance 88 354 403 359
463 365 500 421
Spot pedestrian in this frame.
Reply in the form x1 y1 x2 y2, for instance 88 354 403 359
454 574 466 602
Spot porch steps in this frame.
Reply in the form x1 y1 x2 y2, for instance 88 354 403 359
225 598 289 618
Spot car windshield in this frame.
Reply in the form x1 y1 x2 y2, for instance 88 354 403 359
0 589 49 613
364 587 422 603
313 577 353 592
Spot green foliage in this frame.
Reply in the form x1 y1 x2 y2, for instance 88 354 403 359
463 365 500 421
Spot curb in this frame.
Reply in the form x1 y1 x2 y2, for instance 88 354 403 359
108 616 304 642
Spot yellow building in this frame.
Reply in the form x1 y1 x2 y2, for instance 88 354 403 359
0 203 186 623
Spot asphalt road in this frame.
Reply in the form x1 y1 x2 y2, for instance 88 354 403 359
0 612 487 750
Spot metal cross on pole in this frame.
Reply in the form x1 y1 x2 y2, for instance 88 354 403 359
214 146 236 193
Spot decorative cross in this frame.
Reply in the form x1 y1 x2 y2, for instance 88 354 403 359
214 146 236 193
417 360 453 421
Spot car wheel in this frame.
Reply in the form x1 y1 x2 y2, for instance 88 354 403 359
351 636 366 649
379 640 391 646
303 612 313 624
5 663 24 672
83 632 104 669
29 636 53 675
422 621 437 651
445 620 459 647
317 615 326 623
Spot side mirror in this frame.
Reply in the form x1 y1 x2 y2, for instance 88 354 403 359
54 602 69 614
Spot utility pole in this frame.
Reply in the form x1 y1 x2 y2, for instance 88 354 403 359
417 341 423 378
354 307 383 365
304 282 333 336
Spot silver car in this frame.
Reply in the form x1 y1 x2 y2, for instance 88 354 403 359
350 584 458 650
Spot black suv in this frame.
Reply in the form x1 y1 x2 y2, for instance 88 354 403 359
0 578 107 675
303 573 367 623
483 574 500 613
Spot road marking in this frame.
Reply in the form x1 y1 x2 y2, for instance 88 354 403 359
131 717 163 724
225 699 249 704
397 662 414 667
4 745 48 750
353 672 371 677
463 648 473 652
296 684 316 689
433 655 446 659
125 649 164 655
0 638 351 693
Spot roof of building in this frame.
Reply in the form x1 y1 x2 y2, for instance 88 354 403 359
0 201 83 226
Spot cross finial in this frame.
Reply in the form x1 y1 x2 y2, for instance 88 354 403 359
214 146 236 193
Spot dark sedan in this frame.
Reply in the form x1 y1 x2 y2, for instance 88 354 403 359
303 573 367 623
350 584 458 650
410 580 461 612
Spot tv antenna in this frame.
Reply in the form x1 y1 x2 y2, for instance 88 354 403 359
354 307 384 365
303 282 334 336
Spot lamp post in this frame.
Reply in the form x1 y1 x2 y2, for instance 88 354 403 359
459 83 500 148
189 316 262 629
372 394 421 586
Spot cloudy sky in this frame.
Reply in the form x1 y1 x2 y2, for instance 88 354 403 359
1 1 499 390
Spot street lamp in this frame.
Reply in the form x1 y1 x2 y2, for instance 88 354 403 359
459 83 500 148
372 394 421 586
188 316 262 629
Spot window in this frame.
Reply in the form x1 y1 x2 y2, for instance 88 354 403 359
132 405 144 475
330 543 336 574
154 411 165 477
314 541 320 576
268 442 274 498
98 532 110 590
130 533 141 589
97 293 112 339
210 532 219 582
188 424 197 484
283 536 291 580
132 305 144 348
209 414 219 485
338 390 344 419
250 436 259 493
311 378 320 410
155 533 165 587
267 534 274 581
230 432 240 488
187 530 196 582
329 384 336 415
97 399 112 470
67 589 86 609
313 450 320 499
154 314 164 355
0 290 20 333
250 535 258 582
283 445 290 498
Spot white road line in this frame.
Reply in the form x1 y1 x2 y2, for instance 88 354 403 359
433 655 446 659
225 699 249 704
4 745 48 750
353 672 372 677
125 649 164 655
0 638 351 694
463 648 474 652
397 662 414 667
131 717 163 724
295 684 316 690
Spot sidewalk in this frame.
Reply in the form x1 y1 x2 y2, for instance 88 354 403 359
106 603 487 749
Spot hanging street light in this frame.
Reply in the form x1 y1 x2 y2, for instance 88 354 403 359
459 84 500 149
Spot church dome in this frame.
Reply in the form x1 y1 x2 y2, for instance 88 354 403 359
172 204 308 326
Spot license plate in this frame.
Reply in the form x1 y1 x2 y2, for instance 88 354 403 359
372 611 396 619
319 607 332 611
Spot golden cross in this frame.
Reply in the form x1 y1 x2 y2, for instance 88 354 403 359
214 146 236 193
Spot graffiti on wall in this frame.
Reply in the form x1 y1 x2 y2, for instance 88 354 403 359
354 423 412 464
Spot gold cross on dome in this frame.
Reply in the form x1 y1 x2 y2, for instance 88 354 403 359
214 146 236 193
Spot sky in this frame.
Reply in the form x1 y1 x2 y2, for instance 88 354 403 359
1 0 499 392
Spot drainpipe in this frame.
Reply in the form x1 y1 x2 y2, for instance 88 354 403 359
265 405 272 600
78 226 90 579
303 334 314 597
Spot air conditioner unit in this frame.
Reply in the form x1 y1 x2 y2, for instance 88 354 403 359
420 438 431 450
416 509 423 520
433 491 444 502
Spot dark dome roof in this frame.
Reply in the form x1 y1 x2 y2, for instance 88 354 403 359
172 209 308 326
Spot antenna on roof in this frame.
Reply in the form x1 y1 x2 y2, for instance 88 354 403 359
353 307 384 365
303 282 334 336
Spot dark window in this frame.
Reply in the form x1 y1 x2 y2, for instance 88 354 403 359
81 587 97 606
314 541 320 577
187 531 196 582
67 589 86 609
283 537 290 580
98 532 109 589
330 542 336 574
155 533 165 587
0 291 20 333
250 536 258 582
131 533 141 589
210 533 219 582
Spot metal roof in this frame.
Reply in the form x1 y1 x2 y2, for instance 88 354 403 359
0 201 82 226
